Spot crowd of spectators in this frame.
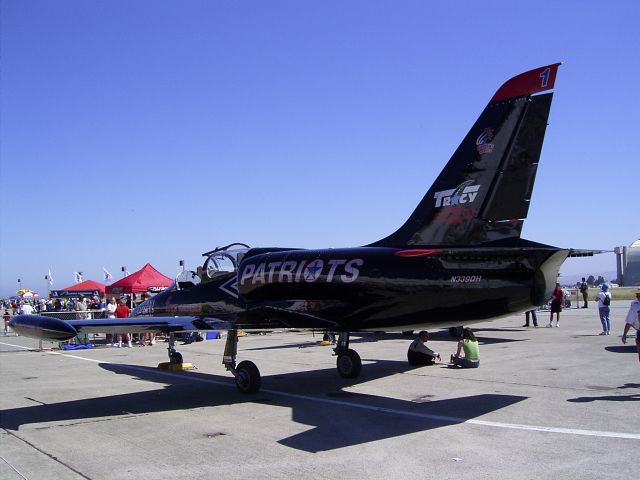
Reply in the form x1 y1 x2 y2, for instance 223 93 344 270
2 295 161 347
2 296 107 316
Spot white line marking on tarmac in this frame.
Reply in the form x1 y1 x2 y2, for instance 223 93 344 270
0 455 28 480
3 342 639 441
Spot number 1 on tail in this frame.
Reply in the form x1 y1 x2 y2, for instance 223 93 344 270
539 67 551 87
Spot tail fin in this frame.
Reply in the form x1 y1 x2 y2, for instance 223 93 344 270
371 63 560 247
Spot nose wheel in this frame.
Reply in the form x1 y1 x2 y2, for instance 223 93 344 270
169 350 184 364
167 333 184 364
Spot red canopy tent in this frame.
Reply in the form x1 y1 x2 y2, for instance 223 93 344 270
105 263 173 295
52 280 106 298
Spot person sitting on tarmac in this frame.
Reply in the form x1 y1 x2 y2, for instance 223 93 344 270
449 328 480 368
407 330 441 365
179 331 204 345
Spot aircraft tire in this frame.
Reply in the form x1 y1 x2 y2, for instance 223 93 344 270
336 349 362 379
235 360 261 394
449 326 463 338
169 351 184 364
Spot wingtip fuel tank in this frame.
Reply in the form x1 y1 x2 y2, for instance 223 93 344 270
9 315 78 341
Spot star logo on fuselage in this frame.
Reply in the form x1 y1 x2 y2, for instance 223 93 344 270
303 260 324 282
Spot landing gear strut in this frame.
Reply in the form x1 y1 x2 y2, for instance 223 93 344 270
167 333 184 364
334 332 362 379
223 329 261 394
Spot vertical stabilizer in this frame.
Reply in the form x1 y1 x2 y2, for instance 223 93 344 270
371 64 560 247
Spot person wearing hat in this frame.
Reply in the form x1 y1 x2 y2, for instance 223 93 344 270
595 284 612 335
621 290 640 362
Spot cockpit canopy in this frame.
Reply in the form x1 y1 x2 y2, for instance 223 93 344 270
171 243 250 291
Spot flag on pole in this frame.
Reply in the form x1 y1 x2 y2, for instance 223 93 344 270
74 272 83 283
47 269 53 286
103 268 113 282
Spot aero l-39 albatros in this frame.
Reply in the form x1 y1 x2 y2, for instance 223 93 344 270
12 63 588 394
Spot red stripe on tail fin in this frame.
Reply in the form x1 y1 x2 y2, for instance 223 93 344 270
490 63 561 103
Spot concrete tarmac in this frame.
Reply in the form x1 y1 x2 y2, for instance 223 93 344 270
1 302 638 479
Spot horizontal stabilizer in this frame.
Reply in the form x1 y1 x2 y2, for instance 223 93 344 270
568 249 612 258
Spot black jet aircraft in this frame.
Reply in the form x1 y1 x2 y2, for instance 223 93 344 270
12 63 585 394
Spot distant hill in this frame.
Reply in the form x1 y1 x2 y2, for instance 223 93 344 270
559 271 618 286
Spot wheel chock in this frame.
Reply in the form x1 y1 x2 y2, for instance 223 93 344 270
157 362 195 371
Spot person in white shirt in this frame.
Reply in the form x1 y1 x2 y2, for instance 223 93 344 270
621 290 640 363
75 297 91 320
19 302 34 315
408 330 441 365
595 284 612 335
105 297 118 345
106 297 117 318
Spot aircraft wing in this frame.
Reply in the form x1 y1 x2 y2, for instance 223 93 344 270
9 314 235 341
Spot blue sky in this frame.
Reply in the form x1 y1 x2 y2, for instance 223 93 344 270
1 0 638 297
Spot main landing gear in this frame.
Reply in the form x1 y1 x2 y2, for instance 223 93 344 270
222 330 363 393
165 330 364 394
224 330 362 393
223 329 261 394
164 331 261 393
334 332 362 379
449 325 463 338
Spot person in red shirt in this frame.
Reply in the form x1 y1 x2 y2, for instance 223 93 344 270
114 298 132 348
547 283 564 328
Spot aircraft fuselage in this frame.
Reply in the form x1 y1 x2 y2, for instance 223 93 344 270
137 246 568 332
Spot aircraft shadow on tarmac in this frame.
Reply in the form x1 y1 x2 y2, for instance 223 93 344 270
244 331 526 352
604 345 637 354
0 359 525 452
567 383 640 403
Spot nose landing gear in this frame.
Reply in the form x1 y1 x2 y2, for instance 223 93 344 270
157 333 191 371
